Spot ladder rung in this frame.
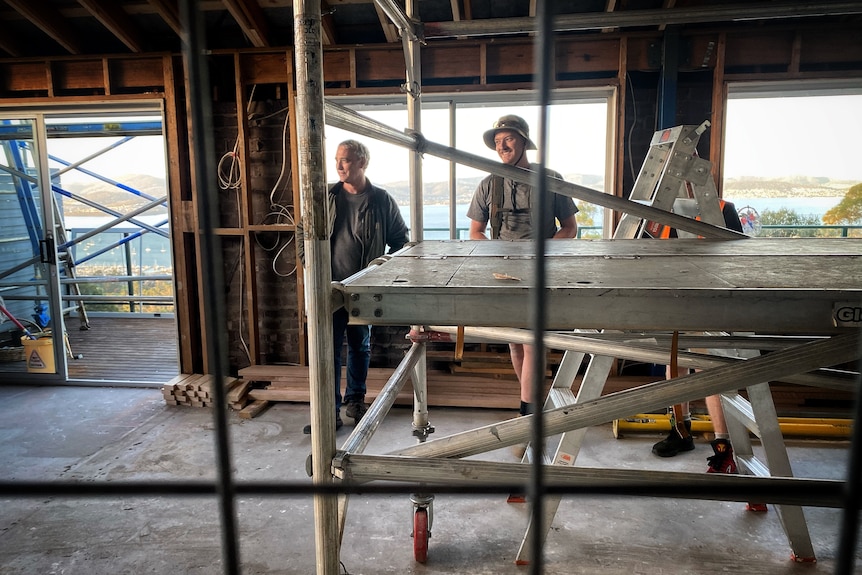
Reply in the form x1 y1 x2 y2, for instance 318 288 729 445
736 455 770 478
720 393 762 438
521 448 554 466
548 388 577 409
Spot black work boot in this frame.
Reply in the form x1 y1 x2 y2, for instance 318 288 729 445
303 412 343 435
651 419 694 457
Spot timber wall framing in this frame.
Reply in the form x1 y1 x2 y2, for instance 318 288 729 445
1 19 860 378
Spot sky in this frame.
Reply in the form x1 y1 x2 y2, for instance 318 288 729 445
41 91 862 189
323 102 609 185
723 94 862 181
325 93 862 185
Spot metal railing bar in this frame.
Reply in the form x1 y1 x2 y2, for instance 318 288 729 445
0 476 849 508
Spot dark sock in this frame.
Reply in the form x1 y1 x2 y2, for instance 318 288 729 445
519 401 533 416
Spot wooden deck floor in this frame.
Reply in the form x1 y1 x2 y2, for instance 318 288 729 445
0 316 179 385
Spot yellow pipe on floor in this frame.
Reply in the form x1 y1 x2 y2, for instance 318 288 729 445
613 413 852 439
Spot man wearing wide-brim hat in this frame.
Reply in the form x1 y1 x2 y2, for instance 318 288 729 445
469 114 577 241
466 114 579 456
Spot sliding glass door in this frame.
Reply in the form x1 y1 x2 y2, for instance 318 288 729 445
0 115 63 379
1 102 178 385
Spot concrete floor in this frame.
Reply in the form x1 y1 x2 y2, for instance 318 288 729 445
0 384 859 574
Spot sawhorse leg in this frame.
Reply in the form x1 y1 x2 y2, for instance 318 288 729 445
515 351 617 564
721 380 816 562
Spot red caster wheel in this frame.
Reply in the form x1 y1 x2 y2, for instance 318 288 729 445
413 507 429 563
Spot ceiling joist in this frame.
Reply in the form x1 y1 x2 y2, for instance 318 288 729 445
423 0 862 38
77 0 147 53
321 0 338 45
221 0 272 47
4 0 84 54
147 0 183 38
0 0 859 60
372 0 403 43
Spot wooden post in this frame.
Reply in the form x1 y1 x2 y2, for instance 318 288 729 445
293 1 339 574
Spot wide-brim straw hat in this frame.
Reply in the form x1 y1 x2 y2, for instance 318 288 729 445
482 114 537 150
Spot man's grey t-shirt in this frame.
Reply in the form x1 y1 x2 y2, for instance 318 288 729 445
466 166 578 240
331 190 370 281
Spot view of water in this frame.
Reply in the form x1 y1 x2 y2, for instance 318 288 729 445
62 195 845 269
720 196 843 217
65 215 171 270
402 196 844 239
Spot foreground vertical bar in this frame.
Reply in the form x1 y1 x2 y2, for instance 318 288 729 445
179 1 240 573
293 2 340 574
836 341 862 574
527 0 554 572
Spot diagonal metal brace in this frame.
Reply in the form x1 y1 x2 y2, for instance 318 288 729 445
390 330 861 459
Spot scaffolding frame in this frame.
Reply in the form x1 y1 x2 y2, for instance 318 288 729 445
0 3 861 575
297 1 860 573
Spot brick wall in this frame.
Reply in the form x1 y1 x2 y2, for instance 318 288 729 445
213 91 304 373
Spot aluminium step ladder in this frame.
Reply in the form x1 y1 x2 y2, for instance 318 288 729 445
50 190 90 330
515 121 816 563
614 121 724 240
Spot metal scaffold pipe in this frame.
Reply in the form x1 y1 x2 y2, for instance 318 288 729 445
323 100 744 240
293 1 340 574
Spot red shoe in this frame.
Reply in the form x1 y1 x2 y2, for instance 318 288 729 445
707 439 768 512
706 438 737 474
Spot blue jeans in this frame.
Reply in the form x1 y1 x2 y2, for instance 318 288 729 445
333 307 370 413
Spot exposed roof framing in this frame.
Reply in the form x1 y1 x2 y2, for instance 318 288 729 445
422 1 862 38
221 0 271 47
0 0 860 59
147 0 183 38
450 0 462 22
77 0 147 52
373 2 400 43
3 0 84 55
320 1 338 45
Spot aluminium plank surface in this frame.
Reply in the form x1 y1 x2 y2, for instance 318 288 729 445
336 238 862 333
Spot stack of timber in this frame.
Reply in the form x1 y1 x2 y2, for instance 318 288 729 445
238 364 524 409
425 348 562 380
236 361 654 410
162 373 247 410
161 368 850 421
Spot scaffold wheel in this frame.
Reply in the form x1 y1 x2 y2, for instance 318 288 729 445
413 507 429 563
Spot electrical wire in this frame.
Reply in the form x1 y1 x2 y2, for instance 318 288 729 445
217 84 299 365
222 85 257 365
255 97 297 278
626 72 638 183
236 242 251 364
216 142 243 191
268 99 295 225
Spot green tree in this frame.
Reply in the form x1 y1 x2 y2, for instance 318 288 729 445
823 183 862 225
77 282 125 312
575 201 600 238
759 208 821 238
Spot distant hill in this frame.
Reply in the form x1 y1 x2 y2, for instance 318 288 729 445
380 174 854 205
61 174 168 216
58 172 855 216
380 173 606 206
723 176 854 198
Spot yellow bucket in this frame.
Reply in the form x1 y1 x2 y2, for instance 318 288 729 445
21 335 55 373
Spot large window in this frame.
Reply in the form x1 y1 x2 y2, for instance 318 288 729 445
325 92 612 239
723 82 862 237
44 113 172 313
